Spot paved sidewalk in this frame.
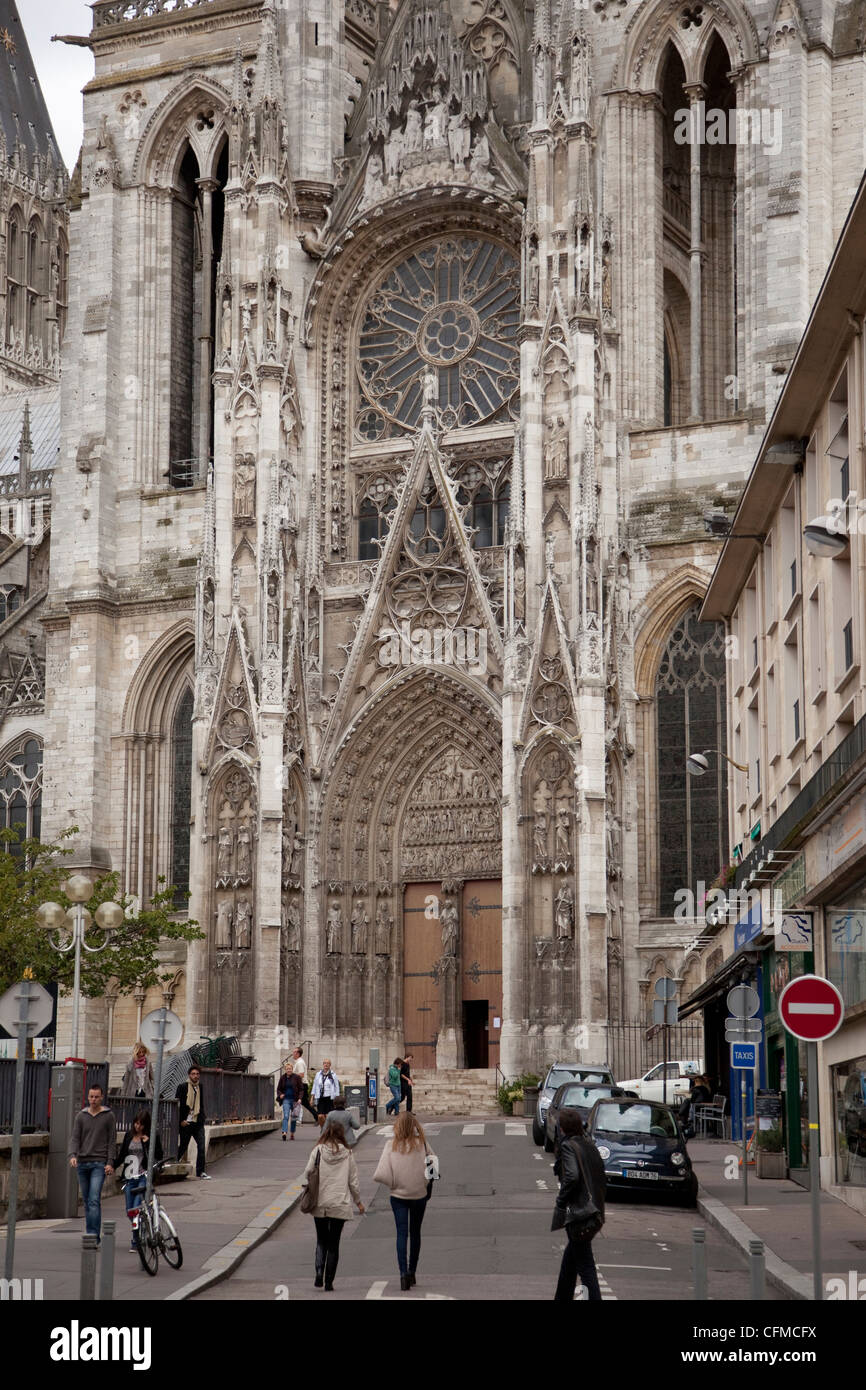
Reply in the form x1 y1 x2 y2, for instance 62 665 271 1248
0 1119 341 1302
690 1139 866 1299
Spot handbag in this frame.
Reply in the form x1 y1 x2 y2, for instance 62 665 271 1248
299 1149 321 1214
551 1139 603 1241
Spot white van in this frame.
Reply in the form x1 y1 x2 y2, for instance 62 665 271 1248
616 1059 704 1105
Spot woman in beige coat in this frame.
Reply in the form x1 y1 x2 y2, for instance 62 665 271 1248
373 1111 431 1291
300 1124 365 1290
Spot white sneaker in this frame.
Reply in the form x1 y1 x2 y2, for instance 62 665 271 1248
199 1172 212 1180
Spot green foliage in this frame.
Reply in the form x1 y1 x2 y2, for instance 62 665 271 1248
755 1125 785 1153
0 825 202 998
497 1071 542 1113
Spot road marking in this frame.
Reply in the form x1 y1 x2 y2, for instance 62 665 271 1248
366 1280 388 1299
377 1127 394 1137
425 1127 440 1135
462 1123 485 1135
535 1178 549 1190
598 1271 618 1301
598 1263 672 1272
533 1153 544 1161
505 1123 526 1135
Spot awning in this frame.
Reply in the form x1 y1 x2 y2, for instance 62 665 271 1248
678 947 761 1020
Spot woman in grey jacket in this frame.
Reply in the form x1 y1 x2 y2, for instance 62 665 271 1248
373 1111 431 1291
300 1124 365 1290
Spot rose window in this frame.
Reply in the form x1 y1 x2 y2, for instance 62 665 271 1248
356 237 520 438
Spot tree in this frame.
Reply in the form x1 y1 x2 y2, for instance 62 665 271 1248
0 826 202 998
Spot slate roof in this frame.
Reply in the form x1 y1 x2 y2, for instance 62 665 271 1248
0 385 59 478
0 1 63 169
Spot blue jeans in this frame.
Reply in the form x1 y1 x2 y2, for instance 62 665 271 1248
386 1084 401 1115
390 1195 427 1276
76 1160 106 1238
281 1098 292 1134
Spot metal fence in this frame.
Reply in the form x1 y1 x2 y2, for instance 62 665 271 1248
199 1069 274 1123
0 1060 109 1132
606 1020 705 1087
108 1096 180 1161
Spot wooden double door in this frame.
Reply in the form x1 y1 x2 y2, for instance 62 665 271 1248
402 879 502 1070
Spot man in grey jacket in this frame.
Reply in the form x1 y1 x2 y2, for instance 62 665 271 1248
323 1097 361 1147
68 1084 116 1241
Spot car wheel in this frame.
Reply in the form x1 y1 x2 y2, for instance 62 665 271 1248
532 1118 545 1146
544 1130 555 1153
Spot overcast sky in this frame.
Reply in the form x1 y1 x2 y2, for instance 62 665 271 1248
22 1 93 170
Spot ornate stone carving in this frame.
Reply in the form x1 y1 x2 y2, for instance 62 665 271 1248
440 896 459 957
554 879 574 939
235 895 252 949
233 452 257 522
544 413 568 482
374 899 393 955
215 896 233 950
282 896 301 953
326 900 343 954
350 899 369 954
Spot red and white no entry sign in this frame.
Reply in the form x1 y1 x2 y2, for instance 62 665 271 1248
778 973 845 1042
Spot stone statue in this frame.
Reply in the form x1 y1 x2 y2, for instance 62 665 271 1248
350 900 368 954
533 779 552 862
266 281 277 341
326 901 342 954
554 879 574 939
266 574 279 647
425 85 448 148
221 291 232 352
283 897 301 953
440 897 459 956
234 454 256 521
385 122 404 182
374 901 392 955
469 130 491 184
290 833 303 878
241 299 252 337
422 367 438 411
544 415 568 481
554 805 571 863
236 822 252 881
448 110 469 166
217 824 234 879
215 897 233 950
203 583 215 653
404 99 423 154
528 247 540 306
361 150 385 208
235 895 252 949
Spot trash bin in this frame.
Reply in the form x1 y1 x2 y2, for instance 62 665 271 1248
523 1085 539 1120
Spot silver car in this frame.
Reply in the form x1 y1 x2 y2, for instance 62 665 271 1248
532 1061 615 1146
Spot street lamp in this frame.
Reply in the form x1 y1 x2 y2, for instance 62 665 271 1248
686 748 749 777
803 516 849 558
36 875 125 1061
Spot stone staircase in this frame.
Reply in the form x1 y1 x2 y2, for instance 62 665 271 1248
407 1068 501 1117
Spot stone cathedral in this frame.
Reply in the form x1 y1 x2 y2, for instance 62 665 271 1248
37 0 866 1077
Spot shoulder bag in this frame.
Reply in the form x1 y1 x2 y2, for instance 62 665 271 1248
550 1140 603 1241
299 1148 321 1214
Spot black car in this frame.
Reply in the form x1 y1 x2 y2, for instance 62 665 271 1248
585 1097 698 1206
544 1083 630 1153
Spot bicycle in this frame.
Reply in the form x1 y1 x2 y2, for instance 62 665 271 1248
121 1163 184 1277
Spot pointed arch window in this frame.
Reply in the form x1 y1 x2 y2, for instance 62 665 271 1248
170 688 193 908
656 605 728 916
6 207 25 348
455 462 511 547
0 736 42 851
357 474 399 561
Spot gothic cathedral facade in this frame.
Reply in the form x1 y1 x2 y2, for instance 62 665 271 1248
44 0 866 1075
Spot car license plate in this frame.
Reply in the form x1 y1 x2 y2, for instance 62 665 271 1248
622 1169 658 1179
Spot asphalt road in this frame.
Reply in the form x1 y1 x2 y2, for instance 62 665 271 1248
193 1118 785 1302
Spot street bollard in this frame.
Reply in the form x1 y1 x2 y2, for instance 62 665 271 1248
98 1220 116 1302
749 1238 765 1301
692 1227 707 1300
80 1234 99 1301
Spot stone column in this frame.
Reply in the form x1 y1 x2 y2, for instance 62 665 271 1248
685 85 705 422
195 178 218 484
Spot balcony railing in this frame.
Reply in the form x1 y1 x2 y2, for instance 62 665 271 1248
92 0 224 30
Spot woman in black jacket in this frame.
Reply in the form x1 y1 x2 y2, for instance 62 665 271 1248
116 1110 163 1253
552 1108 607 1302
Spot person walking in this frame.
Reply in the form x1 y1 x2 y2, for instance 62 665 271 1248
277 1061 303 1141
68 1083 116 1244
312 1059 340 1119
373 1111 432 1291
385 1057 403 1117
116 1109 163 1252
300 1123 365 1291
400 1053 414 1113
175 1064 211 1179
119 1043 154 1100
293 1046 318 1122
551 1108 606 1303
323 1095 361 1147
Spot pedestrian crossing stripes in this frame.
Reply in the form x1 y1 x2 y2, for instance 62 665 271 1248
573 1271 617 1301
462 1123 485 1135
504 1122 526 1135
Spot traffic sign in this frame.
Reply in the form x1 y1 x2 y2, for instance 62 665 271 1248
727 984 760 1018
139 1007 183 1052
654 977 678 1001
0 980 53 1039
778 974 844 1042
725 1019 762 1039
730 1041 757 1069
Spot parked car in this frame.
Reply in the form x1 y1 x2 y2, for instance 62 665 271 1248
543 1082 630 1152
615 1059 703 1105
586 1097 698 1206
533 1061 615 1146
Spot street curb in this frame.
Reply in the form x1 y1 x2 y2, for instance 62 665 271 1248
696 1193 812 1301
165 1124 378 1302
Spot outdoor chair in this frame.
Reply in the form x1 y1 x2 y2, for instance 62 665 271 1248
693 1094 727 1138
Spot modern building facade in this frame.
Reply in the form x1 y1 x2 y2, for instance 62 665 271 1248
699 170 866 1211
37 0 866 1079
